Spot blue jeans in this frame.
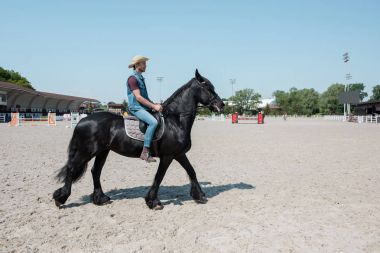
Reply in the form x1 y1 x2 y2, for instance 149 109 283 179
131 109 158 148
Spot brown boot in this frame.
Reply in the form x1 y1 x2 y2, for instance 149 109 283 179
140 147 156 163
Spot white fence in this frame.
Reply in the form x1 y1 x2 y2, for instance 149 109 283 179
356 115 379 124
264 115 323 120
0 115 5 123
197 114 380 124
324 115 346 121
197 114 226 121
62 113 87 128
324 115 379 124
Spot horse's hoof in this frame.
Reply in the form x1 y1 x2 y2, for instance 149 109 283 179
146 199 163 210
93 194 111 206
194 196 208 204
152 204 164 210
53 188 69 206
191 188 207 204
95 199 112 206
55 199 63 208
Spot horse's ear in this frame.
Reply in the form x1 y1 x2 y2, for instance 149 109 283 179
195 69 203 82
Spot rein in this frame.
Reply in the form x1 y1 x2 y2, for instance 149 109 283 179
161 80 218 118
162 107 199 118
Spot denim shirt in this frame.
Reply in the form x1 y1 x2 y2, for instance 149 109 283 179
127 71 150 111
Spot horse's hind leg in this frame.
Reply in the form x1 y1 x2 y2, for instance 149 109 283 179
53 169 73 207
53 154 90 207
91 150 111 205
53 152 91 207
175 153 207 204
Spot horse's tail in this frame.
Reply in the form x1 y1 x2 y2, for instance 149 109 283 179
56 133 88 183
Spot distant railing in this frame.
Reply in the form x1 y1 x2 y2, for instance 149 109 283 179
0 115 5 123
323 115 346 121
196 114 379 123
265 115 323 120
324 115 379 124
356 115 379 124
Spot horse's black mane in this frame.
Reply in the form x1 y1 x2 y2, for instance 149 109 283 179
162 78 195 108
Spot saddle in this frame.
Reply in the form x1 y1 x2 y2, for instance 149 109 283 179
124 112 165 142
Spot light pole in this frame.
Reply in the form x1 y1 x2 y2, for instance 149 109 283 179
229 78 236 113
156 77 164 103
229 78 236 98
343 52 350 118
346 73 352 115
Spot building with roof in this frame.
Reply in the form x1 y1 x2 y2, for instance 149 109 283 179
354 100 380 115
258 98 280 109
0 81 100 116
107 102 124 115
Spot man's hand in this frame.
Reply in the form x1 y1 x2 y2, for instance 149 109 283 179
152 104 163 112
132 89 163 112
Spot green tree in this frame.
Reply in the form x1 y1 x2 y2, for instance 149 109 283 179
122 99 129 112
0 67 35 90
370 85 380 101
222 103 234 115
197 107 212 116
348 83 367 101
298 88 320 115
288 87 303 114
264 104 271 115
231 88 261 114
319 83 345 114
273 88 319 115
273 90 290 113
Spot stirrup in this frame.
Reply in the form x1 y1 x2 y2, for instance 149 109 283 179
140 151 156 163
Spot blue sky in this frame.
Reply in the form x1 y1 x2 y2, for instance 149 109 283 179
1 0 380 103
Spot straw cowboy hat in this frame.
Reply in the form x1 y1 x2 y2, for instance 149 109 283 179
128 55 149 68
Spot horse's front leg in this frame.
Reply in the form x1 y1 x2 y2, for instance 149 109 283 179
145 155 173 210
175 153 207 204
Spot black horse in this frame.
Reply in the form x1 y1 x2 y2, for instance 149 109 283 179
53 70 225 209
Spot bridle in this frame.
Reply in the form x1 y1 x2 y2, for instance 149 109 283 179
194 78 221 105
162 79 219 118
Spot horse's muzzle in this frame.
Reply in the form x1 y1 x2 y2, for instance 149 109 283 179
209 101 225 113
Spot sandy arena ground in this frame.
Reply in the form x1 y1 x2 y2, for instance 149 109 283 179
0 118 379 253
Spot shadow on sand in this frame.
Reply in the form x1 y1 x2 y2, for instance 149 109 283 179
61 182 255 209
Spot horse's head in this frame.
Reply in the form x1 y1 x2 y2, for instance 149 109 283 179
194 69 225 113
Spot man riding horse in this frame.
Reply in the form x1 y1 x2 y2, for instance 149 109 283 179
53 65 225 209
127 55 162 163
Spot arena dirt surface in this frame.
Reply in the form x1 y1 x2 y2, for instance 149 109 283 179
1 118 379 252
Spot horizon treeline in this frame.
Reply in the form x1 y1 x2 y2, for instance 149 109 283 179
219 83 380 116
270 83 380 115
